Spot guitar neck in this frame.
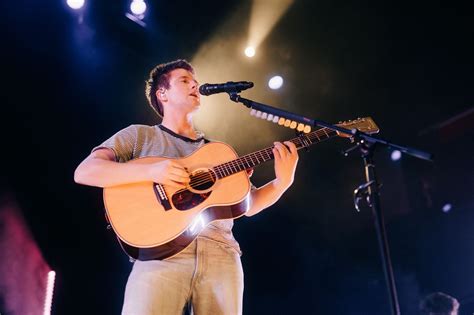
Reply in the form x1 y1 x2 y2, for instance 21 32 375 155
213 127 338 179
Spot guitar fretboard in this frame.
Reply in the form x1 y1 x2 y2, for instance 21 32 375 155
213 127 338 179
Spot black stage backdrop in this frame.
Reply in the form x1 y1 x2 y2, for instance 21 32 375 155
1 0 473 314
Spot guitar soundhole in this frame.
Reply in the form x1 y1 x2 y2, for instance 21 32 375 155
189 169 216 191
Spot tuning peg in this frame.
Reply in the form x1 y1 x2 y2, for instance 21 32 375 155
261 112 268 119
297 123 305 132
284 119 291 127
303 125 311 133
273 116 279 123
250 109 256 116
278 117 285 125
290 121 297 129
267 114 274 121
256 111 262 118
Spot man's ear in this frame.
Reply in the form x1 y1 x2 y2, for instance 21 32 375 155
156 88 167 102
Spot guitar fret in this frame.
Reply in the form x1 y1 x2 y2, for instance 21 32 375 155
243 156 252 168
301 135 312 148
264 149 272 160
231 160 240 173
248 154 256 165
247 155 253 167
253 154 259 165
237 159 246 171
237 160 244 171
233 160 240 172
219 167 224 179
232 161 239 173
227 163 234 175
295 135 306 148
223 164 230 176
235 160 242 172
229 162 235 174
253 152 259 163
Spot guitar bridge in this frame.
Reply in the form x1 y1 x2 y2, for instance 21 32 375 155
153 183 172 210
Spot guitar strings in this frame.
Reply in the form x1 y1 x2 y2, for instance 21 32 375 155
174 128 338 191
184 128 337 187
173 118 374 192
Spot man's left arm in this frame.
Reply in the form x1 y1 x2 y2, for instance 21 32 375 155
245 141 299 216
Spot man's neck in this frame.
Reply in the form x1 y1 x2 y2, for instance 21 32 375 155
161 113 197 140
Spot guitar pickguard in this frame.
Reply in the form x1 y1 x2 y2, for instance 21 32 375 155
172 189 212 211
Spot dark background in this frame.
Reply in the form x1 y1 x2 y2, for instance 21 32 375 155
1 0 473 314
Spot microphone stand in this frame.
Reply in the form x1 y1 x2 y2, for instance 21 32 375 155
227 92 433 315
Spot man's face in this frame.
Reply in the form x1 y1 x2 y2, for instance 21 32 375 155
160 68 200 114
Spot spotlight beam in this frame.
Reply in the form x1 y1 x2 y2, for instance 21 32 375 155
247 0 294 50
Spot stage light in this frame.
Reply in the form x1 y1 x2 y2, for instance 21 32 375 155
268 75 283 90
130 0 147 16
67 0 85 10
442 203 452 213
43 270 56 315
391 150 401 161
244 46 256 57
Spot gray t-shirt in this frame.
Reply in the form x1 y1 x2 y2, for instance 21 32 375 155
93 124 241 254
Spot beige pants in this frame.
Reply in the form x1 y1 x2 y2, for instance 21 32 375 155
121 237 244 315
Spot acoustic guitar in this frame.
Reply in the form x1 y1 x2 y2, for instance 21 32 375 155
103 117 379 260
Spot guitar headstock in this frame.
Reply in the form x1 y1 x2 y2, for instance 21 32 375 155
336 117 379 137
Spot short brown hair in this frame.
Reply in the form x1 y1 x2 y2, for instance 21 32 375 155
145 59 194 117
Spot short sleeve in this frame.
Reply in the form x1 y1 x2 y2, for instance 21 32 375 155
92 125 138 162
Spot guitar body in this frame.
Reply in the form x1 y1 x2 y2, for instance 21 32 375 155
103 142 251 260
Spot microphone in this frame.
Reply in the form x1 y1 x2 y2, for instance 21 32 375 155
199 81 254 96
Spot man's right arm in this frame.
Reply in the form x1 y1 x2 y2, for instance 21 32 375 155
74 148 189 188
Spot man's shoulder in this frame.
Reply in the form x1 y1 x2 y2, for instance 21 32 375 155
123 124 159 135
127 124 156 130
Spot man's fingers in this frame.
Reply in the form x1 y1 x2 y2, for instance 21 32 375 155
273 146 281 161
273 142 288 158
166 180 186 189
170 168 190 181
284 141 298 155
